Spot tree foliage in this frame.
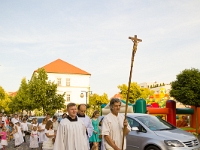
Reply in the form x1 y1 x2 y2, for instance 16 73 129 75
14 78 35 113
28 68 65 115
118 82 154 103
88 93 109 117
0 93 12 112
170 68 200 133
170 68 200 107
89 93 109 107
0 86 12 113
0 86 5 100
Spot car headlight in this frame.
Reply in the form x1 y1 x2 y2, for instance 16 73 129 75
164 140 184 147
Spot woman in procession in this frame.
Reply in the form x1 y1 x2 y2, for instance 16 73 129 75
89 110 101 150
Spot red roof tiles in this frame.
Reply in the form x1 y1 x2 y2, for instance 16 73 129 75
36 59 91 75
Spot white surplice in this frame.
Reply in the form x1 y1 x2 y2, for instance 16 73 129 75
53 118 89 150
101 113 131 150
78 115 94 148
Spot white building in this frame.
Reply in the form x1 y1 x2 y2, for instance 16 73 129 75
33 59 91 105
139 82 171 94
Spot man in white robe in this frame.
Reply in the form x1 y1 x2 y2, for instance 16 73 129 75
11 114 19 124
102 98 131 150
77 104 94 149
53 103 89 150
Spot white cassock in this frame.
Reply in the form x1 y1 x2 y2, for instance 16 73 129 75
78 115 94 148
53 118 89 150
101 113 131 150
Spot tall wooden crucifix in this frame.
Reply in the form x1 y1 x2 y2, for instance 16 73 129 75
121 35 142 150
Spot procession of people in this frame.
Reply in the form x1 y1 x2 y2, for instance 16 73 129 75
0 98 130 150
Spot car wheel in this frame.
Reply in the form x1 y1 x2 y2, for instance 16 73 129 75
145 145 160 150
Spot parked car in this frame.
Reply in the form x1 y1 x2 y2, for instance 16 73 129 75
27 116 45 133
126 113 200 150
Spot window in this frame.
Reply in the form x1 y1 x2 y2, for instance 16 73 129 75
66 78 70 86
136 115 175 131
66 94 70 102
127 117 140 128
127 117 147 133
57 78 61 86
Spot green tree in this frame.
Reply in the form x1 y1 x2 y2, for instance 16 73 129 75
170 68 200 133
118 82 141 103
140 88 154 100
0 93 12 113
89 93 109 108
0 86 5 100
29 68 65 115
14 78 35 114
88 93 109 117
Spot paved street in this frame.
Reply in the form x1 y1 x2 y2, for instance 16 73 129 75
7 135 34 150
5 134 200 149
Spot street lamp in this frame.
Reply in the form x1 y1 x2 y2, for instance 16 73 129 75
80 91 92 106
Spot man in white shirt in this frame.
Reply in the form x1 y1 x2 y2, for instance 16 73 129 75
11 114 19 124
102 98 131 150
77 104 94 149
53 103 89 150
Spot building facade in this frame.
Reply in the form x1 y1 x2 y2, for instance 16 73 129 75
34 59 91 105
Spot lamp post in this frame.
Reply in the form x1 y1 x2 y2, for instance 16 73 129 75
80 91 92 106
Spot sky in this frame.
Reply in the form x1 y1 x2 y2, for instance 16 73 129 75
0 0 200 98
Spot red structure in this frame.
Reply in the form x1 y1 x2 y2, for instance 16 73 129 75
166 100 176 126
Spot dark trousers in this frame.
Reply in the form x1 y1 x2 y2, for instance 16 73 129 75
23 131 28 142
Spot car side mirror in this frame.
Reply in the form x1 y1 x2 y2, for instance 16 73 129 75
131 127 139 131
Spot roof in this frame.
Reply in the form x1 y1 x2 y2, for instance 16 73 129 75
127 113 148 118
35 59 91 75
8 91 17 97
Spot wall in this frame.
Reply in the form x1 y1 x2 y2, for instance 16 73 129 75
47 72 91 104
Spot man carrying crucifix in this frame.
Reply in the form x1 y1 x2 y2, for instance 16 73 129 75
101 98 131 150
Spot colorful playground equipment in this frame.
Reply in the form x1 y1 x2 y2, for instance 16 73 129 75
101 99 200 133
137 99 200 133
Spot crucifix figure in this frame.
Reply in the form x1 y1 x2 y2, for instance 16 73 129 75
121 35 142 150
129 35 142 53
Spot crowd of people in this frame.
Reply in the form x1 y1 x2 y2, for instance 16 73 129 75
0 98 130 150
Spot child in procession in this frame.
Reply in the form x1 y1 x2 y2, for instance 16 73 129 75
30 126 39 150
0 127 8 150
21 118 28 142
11 120 24 148
42 120 55 150
7 122 14 142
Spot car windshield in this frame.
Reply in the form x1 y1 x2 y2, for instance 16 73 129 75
136 115 176 131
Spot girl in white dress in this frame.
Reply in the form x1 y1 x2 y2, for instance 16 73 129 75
31 118 38 130
43 120 55 150
21 118 28 142
30 126 39 149
11 120 24 148
38 118 47 149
